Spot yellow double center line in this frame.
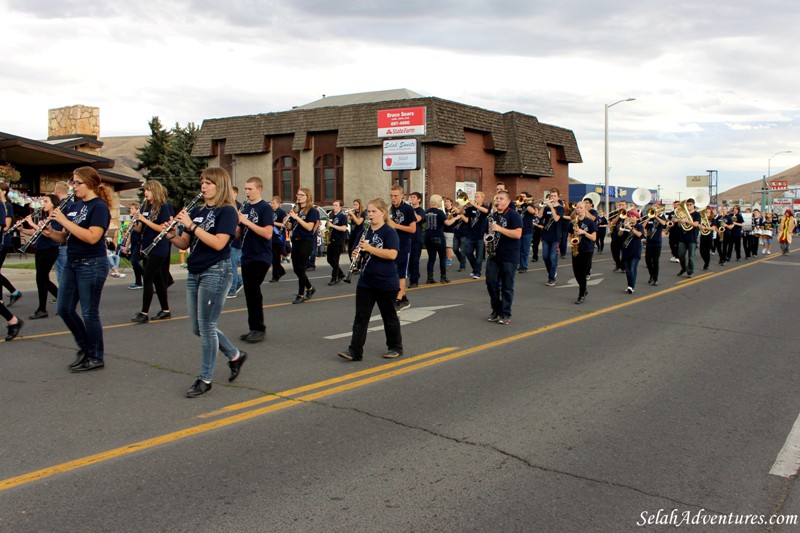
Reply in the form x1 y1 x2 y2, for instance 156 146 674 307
0 253 777 492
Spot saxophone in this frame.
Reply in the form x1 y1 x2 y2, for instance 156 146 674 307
484 209 499 259
570 216 580 256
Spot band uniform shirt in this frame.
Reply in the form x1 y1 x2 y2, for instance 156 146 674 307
541 204 565 243
521 205 535 235
186 204 237 274
273 207 286 243
231 200 243 249
390 202 416 252
491 207 523 263
140 202 175 257
423 208 446 242
65 198 111 261
730 213 744 238
2 201 12 248
621 221 645 259
291 206 320 241
413 207 425 244
678 211 702 244
568 217 597 253
36 218 63 252
463 204 487 241
358 224 400 292
644 217 663 248
0 201 5 246
329 211 348 243
240 200 274 265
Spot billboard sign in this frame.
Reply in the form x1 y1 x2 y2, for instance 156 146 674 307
382 138 420 171
769 180 789 191
377 107 426 137
687 175 709 187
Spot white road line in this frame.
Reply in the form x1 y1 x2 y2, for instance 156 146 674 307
770 411 800 477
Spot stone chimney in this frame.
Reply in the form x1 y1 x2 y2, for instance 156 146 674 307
48 105 100 154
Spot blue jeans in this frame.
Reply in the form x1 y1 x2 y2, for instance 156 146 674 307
186 260 239 382
485 259 517 318
55 245 67 283
57 256 109 361
624 256 640 288
678 242 697 275
462 237 485 277
542 239 558 281
228 247 242 294
519 233 533 270
107 254 120 270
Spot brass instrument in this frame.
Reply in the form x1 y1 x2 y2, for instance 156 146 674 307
142 192 204 257
646 205 665 219
456 191 470 207
484 208 499 259
699 211 713 236
673 201 695 231
570 216 580 256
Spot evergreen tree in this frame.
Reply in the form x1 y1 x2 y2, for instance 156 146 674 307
135 117 170 180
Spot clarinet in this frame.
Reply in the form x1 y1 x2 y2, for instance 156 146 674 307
142 192 203 257
20 191 75 253
9 206 44 233
342 231 368 284
119 201 148 254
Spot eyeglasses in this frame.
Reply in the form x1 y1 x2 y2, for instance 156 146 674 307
72 180 85 186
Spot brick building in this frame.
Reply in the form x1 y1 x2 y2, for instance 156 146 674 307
192 89 582 205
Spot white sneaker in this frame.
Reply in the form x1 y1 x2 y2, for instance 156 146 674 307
118 273 126 278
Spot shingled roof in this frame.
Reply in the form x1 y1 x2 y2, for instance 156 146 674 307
193 94 582 177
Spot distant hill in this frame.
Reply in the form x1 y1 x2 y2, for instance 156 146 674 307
718 164 800 204
99 135 147 180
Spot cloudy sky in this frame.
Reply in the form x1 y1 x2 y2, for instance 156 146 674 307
2 0 798 200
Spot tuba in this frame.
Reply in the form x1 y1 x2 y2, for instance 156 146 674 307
582 192 601 209
632 187 652 208
673 201 695 231
699 211 713 236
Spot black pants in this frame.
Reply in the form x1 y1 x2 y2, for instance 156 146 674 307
571 251 592 298
425 237 447 277
531 230 542 260
409 240 423 284
35 247 59 312
610 235 623 269
725 235 741 261
348 285 402 358
744 234 758 258
595 229 606 253
271 239 286 280
699 235 712 268
645 246 661 281
141 254 170 313
0 247 17 293
0 301 13 321
327 240 345 281
242 260 270 332
291 238 314 295
559 227 569 258
668 230 680 259
130 243 144 285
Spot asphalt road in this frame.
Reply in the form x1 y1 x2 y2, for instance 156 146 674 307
2 249 800 532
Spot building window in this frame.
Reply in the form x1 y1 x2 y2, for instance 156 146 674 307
314 153 342 205
273 155 298 200
456 166 483 189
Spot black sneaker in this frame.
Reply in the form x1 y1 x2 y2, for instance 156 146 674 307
8 291 22 307
70 358 104 373
153 310 171 320
243 330 265 343
337 350 362 361
186 379 212 398
5 318 24 341
228 352 247 382
397 298 410 311
487 312 500 322
426 276 436 284
383 349 403 359
305 286 316 300
575 296 586 305
676 270 685 276
440 276 450 283
29 309 49 320
131 312 149 323
292 294 305 304
497 316 511 325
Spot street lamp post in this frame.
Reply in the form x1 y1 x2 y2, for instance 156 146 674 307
764 150 792 214
604 98 636 215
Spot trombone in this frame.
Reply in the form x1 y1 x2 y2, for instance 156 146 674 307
646 205 665 219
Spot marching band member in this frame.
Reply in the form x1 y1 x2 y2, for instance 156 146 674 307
407 192 425 288
676 198 701 278
227 186 243 298
238 177 274 343
743 208 755 259
388 185 416 311
462 191 489 279
750 209 763 258
485 190 522 324
725 205 744 262
269 196 287 282
530 203 543 262
347 199 367 259
0 300 23 341
131 180 174 323
698 206 714 271
424 194 454 284
338 198 403 361
712 206 725 264
166 167 246 397
762 212 775 255
667 200 682 263
540 188 564 287
620 210 644 294
609 199 628 272
326 199 349 285
595 209 608 254
567 201 596 304
443 197 462 269
644 205 668 285
287 187 319 304
49 167 112 372
52 181 73 283
19 194 60 318
0 182 22 306
517 192 536 273
122 201 144 289
778 209 796 255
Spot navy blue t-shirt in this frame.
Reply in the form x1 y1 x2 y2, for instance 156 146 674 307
140 203 175 258
328 210 348 243
678 211 702 244
621 221 644 259
413 207 425 243
291 206 320 241
36 217 62 252
273 208 286 242
521 205 535 235
568 217 597 253
644 217 664 248
65 198 111 260
2 201 12 248
391 202 416 251
730 213 744 237
187 204 238 274
541 204 565 243
231 200 243 249
490 207 522 263
240 200 274 265
424 208 446 241
463 205 486 240
358 224 400 292
0 201 5 246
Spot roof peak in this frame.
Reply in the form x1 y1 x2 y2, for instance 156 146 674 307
294 88 426 110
